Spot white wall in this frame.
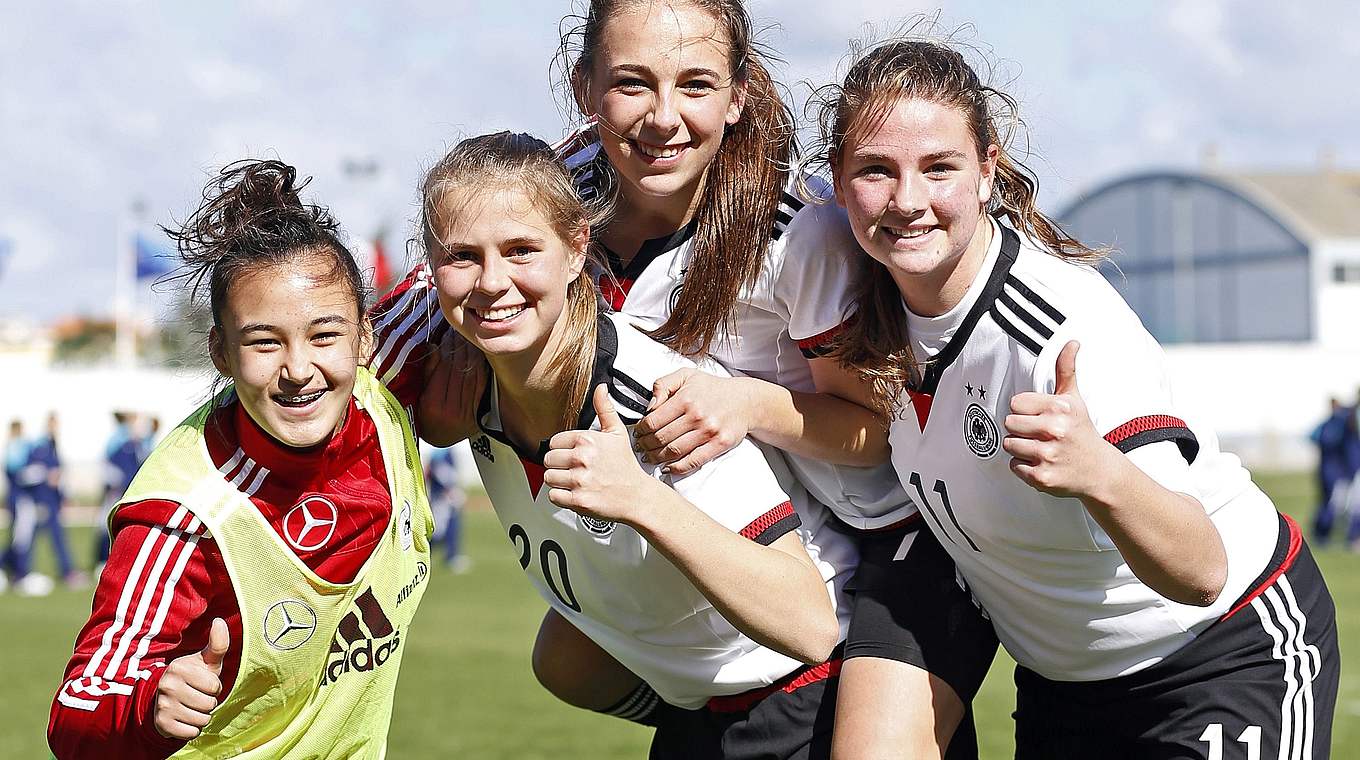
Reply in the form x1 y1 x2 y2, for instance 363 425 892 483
1163 343 1360 469
6 342 1350 503
6 362 212 499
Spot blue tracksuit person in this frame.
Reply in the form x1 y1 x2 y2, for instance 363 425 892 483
95 413 144 567
426 446 469 572
27 414 74 582
1310 398 1350 543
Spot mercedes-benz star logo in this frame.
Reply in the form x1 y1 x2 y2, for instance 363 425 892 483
262 599 318 651
283 496 339 552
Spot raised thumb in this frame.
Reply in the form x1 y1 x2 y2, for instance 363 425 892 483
1054 340 1081 396
592 384 624 433
200 617 230 672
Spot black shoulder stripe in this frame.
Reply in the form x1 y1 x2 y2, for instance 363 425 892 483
780 191 806 212
774 208 793 226
608 367 654 402
609 389 649 416
997 291 1055 340
990 306 1044 356
1003 274 1065 324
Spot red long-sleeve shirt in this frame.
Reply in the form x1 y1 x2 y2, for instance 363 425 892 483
48 398 397 760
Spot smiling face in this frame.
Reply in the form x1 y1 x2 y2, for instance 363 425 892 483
834 97 998 316
428 186 587 375
582 0 746 222
210 253 367 449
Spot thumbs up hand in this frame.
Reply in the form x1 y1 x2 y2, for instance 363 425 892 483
1003 341 1113 498
153 617 230 740
544 384 662 526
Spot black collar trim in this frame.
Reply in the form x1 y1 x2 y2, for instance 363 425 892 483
475 316 621 465
914 222 1021 396
602 220 697 282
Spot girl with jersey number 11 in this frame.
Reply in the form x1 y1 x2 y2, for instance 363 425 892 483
820 36 1341 758
48 161 433 760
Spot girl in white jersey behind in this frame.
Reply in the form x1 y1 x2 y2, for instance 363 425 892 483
543 2 996 755
418 130 843 758
816 36 1341 758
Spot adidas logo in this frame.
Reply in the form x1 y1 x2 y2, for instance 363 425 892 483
470 435 494 462
319 587 401 687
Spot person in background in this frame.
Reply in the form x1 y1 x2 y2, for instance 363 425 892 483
140 417 162 463
27 413 83 588
3 418 31 593
425 446 470 573
1343 390 1360 550
94 412 144 573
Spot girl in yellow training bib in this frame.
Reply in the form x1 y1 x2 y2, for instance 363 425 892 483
49 160 432 760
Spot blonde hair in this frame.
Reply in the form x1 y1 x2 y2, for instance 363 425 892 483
420 131 610 431
809 35 1101 417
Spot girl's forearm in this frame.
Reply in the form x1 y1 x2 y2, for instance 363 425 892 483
626 480 840 664
740 377 889 467
1080 448 1227 606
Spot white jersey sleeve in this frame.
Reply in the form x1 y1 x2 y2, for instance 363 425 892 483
610 316 800 543
766 177 859 353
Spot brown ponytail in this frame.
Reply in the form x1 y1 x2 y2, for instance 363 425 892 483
556 0 795 357
165 159 367 331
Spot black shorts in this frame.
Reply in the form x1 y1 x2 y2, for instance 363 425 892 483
1014 514 1340 760
842 517 999 702
649 658 839 760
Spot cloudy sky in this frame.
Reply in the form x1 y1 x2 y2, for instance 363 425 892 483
2 0 1356 322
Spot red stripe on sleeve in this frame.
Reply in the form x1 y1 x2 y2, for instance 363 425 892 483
1103 415 1189 447
796 321 849 354
1103 415 1199 463
739 501 798 544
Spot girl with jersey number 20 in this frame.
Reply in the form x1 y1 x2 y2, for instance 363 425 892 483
417 130 842 758
819 33 1341 758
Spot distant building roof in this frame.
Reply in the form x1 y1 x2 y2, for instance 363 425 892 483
1217 170 1360 241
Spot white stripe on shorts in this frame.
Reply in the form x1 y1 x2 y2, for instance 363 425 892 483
1251 575 1317 760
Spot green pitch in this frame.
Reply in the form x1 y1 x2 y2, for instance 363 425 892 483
3 471 1356 757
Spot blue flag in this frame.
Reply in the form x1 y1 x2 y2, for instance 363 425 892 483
134 230 175 280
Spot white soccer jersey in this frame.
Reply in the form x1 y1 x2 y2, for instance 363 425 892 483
372 141 916 529
888 220 1279 682
569 140 914 529
469 313 850 708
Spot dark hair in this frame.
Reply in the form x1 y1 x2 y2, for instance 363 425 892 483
811 36 1100 416
165 160 367 330
557 0 795 356
420 131 609 431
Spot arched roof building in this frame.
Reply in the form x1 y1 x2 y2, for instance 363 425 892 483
1058 169 1360 464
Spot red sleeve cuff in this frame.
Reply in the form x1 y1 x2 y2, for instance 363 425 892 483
796 321 851 359
739 501 801 545
1103 415 1199 464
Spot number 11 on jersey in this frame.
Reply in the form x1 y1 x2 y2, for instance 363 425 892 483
907 472 979 552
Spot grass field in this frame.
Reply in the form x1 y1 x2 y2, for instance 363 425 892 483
2 471 1356 757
